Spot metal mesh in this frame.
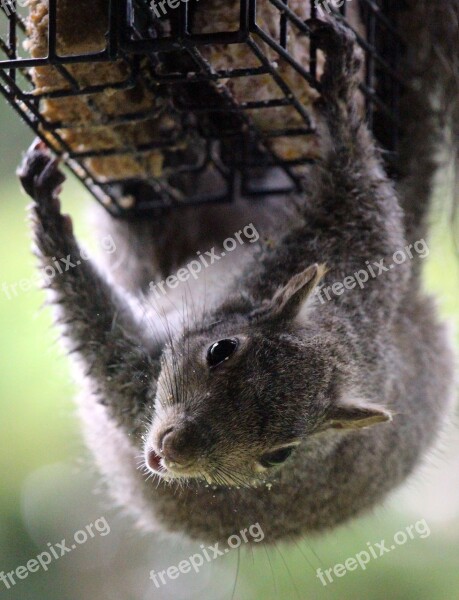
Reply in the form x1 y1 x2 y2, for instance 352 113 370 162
0 0 404 216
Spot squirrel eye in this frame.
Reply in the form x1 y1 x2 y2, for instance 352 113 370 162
206 338 239 368
259 446 295 468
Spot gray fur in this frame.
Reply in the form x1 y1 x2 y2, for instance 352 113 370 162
18 9 457 545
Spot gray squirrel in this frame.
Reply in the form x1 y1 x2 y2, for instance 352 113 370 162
17 4 458 544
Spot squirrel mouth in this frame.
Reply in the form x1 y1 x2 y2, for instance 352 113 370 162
146 449 166 474
144 448 204 481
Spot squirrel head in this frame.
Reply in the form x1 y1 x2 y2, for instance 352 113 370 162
144 264 392 487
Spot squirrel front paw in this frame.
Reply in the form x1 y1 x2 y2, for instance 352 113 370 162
18 139 65 203
307 17 362 101
18 139 74 242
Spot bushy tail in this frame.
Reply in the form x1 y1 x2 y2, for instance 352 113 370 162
394 0 459 245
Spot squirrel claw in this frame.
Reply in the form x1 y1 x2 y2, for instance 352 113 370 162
306 17 357 53
17 139 66 206
306 17 362 97
18 139 74 243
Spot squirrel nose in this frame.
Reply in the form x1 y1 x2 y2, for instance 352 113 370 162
158 423 198 467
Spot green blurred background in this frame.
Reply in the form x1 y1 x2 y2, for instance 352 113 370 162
1 93 459 600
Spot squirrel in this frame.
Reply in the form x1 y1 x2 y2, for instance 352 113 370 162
17 5 458 544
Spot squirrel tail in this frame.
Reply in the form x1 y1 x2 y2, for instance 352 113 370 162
395 0 459 245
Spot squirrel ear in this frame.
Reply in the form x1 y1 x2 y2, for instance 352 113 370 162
324 398 393 430
252 263 327 323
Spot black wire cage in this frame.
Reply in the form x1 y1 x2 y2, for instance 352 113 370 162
0 0 404 216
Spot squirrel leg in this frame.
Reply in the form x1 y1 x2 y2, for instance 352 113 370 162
303 18 409 318
307 17 364 153
18 140 159 434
